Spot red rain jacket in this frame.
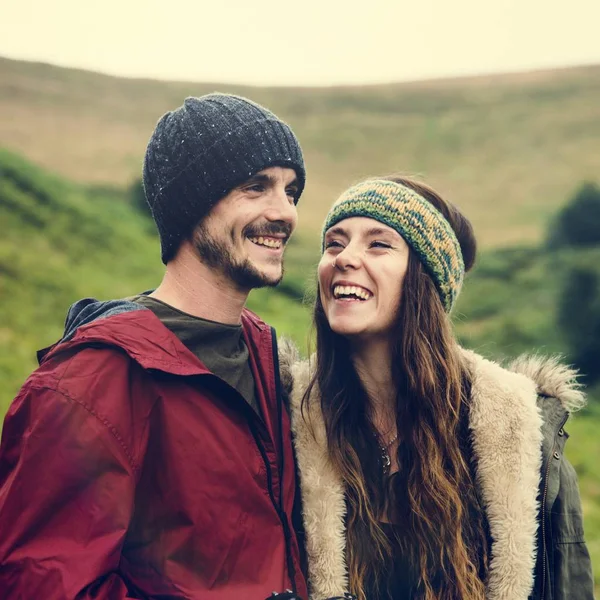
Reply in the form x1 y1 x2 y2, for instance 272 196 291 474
0 299 307 600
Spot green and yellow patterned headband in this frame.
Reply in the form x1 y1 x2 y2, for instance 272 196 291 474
322 179 465 312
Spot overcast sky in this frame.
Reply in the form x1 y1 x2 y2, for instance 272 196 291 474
2 0 599 86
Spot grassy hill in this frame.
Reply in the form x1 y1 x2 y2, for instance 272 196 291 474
1 56 600 246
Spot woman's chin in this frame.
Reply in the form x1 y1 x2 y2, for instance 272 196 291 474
328 320 365 338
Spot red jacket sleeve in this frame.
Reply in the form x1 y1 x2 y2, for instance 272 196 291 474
0 381 139 599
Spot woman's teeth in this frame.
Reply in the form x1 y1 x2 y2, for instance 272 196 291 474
333 285 372 300
249 236 282 249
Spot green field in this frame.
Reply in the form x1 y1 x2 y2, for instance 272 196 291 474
1 56 599 592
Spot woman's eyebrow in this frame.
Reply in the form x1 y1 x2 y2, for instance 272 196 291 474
325 226 348 238
364 227 397 238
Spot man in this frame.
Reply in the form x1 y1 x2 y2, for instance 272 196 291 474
0 94 308 599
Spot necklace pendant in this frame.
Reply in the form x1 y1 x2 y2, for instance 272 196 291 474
382 449 391 470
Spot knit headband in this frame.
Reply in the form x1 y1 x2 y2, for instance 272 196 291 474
322 179 465 312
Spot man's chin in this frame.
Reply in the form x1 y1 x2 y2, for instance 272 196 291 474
249 270 284 289
229 262 284 290
261 274 284 288
250 259 284 286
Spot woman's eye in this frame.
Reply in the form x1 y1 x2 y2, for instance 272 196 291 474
325 240 343 249
370 241 391 248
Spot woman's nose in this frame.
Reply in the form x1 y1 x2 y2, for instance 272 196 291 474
335 245 362 270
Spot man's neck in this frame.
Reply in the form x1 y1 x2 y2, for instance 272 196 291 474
151 247 248 325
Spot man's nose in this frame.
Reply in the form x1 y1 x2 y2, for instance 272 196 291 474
265 188 298 226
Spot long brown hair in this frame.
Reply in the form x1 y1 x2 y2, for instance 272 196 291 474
303 176 489 600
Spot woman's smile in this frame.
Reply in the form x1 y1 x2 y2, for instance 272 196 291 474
332 281 373 302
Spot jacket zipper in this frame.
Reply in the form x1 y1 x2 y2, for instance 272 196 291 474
540 415 568 600
247 417 297 593
540 443 553 600
271 330 298 590
271 330 286 505
197 340 298 593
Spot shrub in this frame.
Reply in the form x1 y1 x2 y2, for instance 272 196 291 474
557 255 600 385
548 182 600 249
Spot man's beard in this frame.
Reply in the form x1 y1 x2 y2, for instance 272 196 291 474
193 222 286 290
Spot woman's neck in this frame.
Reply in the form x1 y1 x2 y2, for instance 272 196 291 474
351 338 397 432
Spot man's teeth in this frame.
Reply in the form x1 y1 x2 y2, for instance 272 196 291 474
333 285 372 300
249 236 282 249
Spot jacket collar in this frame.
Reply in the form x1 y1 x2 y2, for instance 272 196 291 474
287 347 580 600
41 307 269 376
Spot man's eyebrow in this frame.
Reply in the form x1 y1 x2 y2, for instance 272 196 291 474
239 173 299 189
241 173 272 186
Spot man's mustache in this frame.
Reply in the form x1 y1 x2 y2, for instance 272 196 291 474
243 222 293 242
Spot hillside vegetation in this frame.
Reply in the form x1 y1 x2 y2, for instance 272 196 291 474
1 57 600 246
1 149 599 591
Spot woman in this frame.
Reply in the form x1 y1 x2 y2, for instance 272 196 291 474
284 177 594 600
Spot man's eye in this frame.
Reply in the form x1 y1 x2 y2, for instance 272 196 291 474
245 184 264 193
286 188 298 200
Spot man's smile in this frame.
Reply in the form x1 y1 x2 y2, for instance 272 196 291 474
248 236 284 249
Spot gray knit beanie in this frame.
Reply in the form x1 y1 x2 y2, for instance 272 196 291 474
143 93 306 264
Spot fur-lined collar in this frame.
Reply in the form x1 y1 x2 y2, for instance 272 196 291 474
508 354 585 413
285 346 583 600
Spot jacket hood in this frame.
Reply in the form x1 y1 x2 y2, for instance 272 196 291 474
61 297 147 343
38 296 211 376
41 296 271 376
507 354 586 413
283 345 584 600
